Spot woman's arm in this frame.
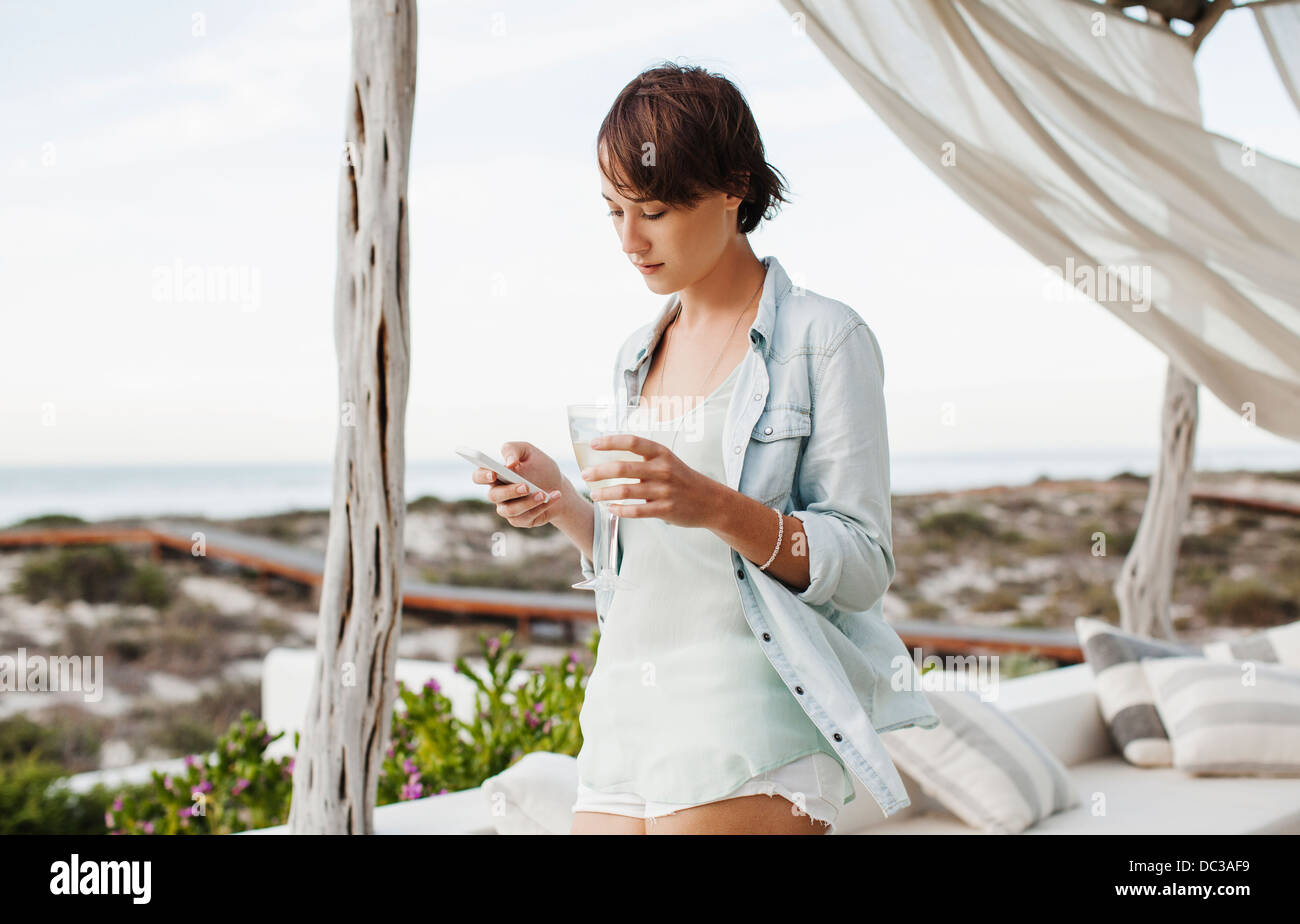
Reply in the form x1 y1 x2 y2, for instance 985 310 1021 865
705 490 811 593
786 318 895 612
712 318 894 612
551 478 596 563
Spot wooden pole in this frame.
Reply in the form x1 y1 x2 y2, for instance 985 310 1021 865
1114 360 1199 641
288 0 416 834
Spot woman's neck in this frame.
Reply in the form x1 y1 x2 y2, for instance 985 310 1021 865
675 241 767 333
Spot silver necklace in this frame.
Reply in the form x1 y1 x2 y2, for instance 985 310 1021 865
652 271 765 451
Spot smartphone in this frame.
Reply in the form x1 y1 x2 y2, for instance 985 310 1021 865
455 445 549 497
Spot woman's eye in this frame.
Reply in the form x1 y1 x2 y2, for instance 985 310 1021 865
607 210 665 221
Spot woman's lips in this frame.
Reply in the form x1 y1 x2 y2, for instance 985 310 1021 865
637 262 663 275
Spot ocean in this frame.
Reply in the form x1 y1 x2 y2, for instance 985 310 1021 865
2 446 1299 526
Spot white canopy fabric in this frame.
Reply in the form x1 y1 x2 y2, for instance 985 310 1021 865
779 0 1300 441
1255 0 1300 116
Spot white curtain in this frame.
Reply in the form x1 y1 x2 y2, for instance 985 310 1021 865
779 0 1300 441
1254 0 1300 116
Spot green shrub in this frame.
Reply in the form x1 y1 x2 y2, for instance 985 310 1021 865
108 713 297 835
918 510 996 540
14 544 173 607
8 513 88 529
379 628 592 802
1206 578 1297 627
98 629 595 832
0 756 115 835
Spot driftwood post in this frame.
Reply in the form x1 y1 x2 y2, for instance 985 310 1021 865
1114 361 1199 641
288 0 417 834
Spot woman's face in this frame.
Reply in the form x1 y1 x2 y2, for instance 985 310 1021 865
599 165 742 296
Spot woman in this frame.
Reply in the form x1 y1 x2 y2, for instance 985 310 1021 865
471 62 934 834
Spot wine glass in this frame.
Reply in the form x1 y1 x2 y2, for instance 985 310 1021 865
566 402 655 594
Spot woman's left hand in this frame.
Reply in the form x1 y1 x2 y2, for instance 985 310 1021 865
579 434 720 529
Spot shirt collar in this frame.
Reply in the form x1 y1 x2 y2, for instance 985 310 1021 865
624 254 791 374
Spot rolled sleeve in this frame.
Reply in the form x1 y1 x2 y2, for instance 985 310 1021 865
579 547 597 582
789 320 895 613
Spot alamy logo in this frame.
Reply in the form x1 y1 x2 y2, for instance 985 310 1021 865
49 854 151 904
0 648 103 702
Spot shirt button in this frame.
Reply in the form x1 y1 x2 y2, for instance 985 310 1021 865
832 732 843 742
761 632 771 642
753 393 761 401
794 686 804 695
763 426 773 435
736 568 745 579
733 445 741 453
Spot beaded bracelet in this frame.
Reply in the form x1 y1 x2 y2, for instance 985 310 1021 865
758 507 784 571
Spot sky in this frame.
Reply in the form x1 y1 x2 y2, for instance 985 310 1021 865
1 0 1298 468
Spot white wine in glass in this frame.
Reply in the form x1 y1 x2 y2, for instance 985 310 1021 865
566 403 653 594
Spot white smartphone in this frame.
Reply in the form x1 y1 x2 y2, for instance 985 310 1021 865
455 445 549 497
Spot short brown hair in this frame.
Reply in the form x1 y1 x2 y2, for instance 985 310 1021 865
596 62 791 234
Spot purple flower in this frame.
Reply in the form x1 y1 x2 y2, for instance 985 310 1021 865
143 821 155 834
424 677 441 693
567 651 577 664
533 702 543 713
179 806 192 818
112 796 123 811
183 755 196 769
385 744 395 758
402 758 418 775
232 778 250 796
401 780 423 801
192 780 212 796
526 713 538 728
163 775 174 791
105 811 114 827
542 719 552 734
487 638 500 656
439 787 448 795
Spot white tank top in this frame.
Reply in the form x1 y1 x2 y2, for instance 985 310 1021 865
576 358 852 804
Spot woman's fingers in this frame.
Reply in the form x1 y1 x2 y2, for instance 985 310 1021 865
496 490 561 521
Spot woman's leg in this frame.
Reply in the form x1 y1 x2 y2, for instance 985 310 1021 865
644 793 831 835
570 811 647 834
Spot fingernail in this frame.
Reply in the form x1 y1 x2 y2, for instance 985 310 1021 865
550 491 561 501
517 484 528 494
580 469 591 479
505 456 516 465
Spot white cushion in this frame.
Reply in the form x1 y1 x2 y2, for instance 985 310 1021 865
882 688 1078 834
480 752 579 835
865 754 1300 834
1141 655 1300 777
1076 616 1300 769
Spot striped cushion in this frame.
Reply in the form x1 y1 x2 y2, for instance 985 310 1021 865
1075 617 1198 767
1076 616 1300 768
1202 619 1300 666
1140 656 1300 776
883 689 1078 834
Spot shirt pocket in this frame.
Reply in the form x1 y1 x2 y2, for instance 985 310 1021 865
747 405 812 508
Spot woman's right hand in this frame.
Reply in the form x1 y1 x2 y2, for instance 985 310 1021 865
471 441 570 528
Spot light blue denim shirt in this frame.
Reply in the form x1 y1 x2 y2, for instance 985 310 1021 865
578 254 940 817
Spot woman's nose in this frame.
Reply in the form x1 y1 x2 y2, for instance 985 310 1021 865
620 220 648 255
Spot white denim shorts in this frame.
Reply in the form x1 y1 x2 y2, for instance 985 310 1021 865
572 751 847 834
